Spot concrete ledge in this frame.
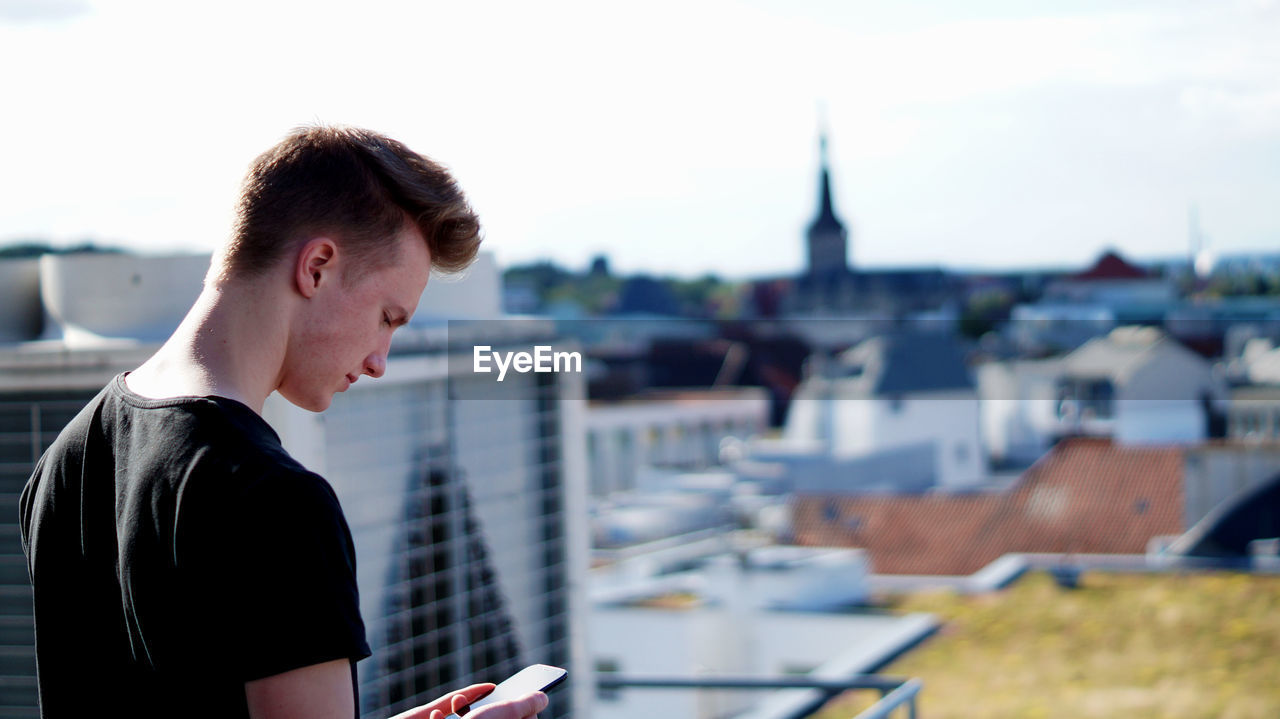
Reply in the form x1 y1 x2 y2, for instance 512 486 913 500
868 554 1028 595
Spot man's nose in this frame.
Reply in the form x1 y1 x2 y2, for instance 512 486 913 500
364 350 387 378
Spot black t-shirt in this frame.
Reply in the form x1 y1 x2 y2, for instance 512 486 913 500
18 374 371 718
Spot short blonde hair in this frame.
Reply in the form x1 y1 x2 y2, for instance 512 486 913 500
215 125 480 282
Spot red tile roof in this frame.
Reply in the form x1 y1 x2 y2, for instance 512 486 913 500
1070 250 1149 280
790 438 1184 574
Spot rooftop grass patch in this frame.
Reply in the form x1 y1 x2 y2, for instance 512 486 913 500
811 571 1280 719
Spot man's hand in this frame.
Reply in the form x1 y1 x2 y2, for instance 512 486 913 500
390 683 548 719
247 663 547 719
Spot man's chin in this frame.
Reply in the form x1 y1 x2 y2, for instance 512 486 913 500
279 390 333 414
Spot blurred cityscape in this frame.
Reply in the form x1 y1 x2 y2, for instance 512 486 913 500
2 134 1279 717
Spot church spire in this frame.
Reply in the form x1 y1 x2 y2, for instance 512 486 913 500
815 132 839 228
806 124 849 276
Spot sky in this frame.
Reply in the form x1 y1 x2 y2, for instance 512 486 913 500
1 0 1278 279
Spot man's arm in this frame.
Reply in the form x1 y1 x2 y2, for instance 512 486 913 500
246 661 549 719
246 659 354 719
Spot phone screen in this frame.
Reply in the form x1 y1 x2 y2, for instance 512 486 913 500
451 664 567 718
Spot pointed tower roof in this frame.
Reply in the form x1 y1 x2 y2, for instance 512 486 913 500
808 132 846 236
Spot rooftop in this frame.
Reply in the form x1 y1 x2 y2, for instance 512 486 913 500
812 571 1280 719
833 332 974 397
791 438 1184 574
1069 250 1150 281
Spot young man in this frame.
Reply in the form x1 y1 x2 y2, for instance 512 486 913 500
19 127 549 719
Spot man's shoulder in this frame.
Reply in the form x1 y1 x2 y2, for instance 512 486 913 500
160 401 348 558
66 374 331 504
96 373 307 475
158 399 337 511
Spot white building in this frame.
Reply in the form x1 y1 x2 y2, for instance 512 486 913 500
1223 339 1280 443
976 358 1065 467
1226 384 1280 444
784 332 986 491
0 251 591 719
1053 326 1224 444
978 327 1227 463
585 389 769 497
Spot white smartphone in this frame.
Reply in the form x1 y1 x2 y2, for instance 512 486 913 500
451 664 568 718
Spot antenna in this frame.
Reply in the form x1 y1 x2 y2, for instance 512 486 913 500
816 100 831 176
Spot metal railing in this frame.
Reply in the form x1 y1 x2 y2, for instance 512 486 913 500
595 674 921 719
853 678 920 719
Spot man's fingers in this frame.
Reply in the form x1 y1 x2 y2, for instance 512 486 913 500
472 691 548 719
452 683 498 705
395 683 544 719
513 691 549 718
436 683 496 714
388 683 497 719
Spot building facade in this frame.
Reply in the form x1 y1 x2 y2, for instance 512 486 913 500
585 389 768 497
783 332 986 491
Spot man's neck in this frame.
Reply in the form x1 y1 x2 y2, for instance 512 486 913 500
125 279 290 415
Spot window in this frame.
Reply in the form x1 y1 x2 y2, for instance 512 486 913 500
1240 411 1262 438
1056 378 1115 421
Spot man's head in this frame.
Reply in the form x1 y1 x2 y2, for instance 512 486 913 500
214 125 481 411
213 124 480 284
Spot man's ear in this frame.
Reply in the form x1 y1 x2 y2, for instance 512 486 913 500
294 237 339 299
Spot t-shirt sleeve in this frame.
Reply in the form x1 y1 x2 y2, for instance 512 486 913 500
218 471 372 681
